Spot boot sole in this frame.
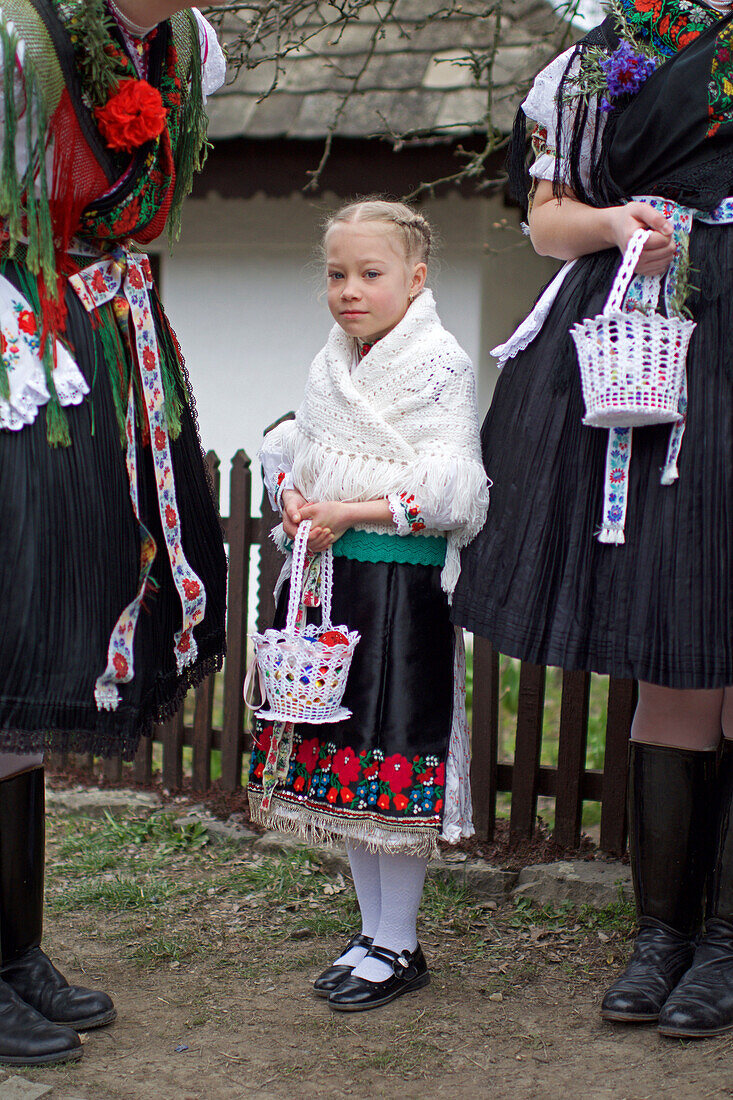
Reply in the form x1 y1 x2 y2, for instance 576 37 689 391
658 1020 733 1039
55 1007 117 1031
0 1046 83 1067
328 972 430 1012
602 1008 659 1023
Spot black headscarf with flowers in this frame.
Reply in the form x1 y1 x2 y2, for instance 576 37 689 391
511 0 733 213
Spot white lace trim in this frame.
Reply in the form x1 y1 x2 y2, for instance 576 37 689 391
491 260 577 367
0 275 89 431
441 629 474 843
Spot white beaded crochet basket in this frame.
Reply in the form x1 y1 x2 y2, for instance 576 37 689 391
571 228 695 428
246 520 360 724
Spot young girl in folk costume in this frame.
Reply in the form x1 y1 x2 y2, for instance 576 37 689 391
0 0 228 1066
452 0 733 1039
250 199 489 1012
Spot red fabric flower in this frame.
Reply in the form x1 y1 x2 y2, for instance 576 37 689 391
379 753 414 794
296 737 320 772
434 798 443 813
128 265 144 290
154 426 166 452
332 747 361 785
95 79 167 153
293 775 306 792
113 652 128 678
434 763 446 786
165 505 177 529
255 725 273 756
363 763 378 779
177 631 191 653
377 793 390 810
326 787 338 804
393 794 409 811
142 347 156 371
17 309 36 335
416 768 433 784
339 787 355 803
253 762 264 779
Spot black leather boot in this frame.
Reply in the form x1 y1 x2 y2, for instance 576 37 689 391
659 740 733 1038
601 743 716 1024
0 768 116 1031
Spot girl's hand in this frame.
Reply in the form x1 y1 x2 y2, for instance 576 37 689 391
298 502 353 552
608 202 676 276
281 489 308 540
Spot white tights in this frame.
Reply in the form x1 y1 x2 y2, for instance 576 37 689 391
335 841 429 983
632 683 733 750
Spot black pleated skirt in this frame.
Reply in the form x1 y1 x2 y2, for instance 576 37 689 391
452 222 733 688
0 263 227 758
248 555 455 854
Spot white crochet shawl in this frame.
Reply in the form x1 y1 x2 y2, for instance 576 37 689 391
266 288 489 596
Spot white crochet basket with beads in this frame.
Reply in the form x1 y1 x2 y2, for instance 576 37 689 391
246 520 360 724
571 228 695 428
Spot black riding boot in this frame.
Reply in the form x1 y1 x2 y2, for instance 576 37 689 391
601 742 715 1024
0 768 116 1032
659 739 733 1038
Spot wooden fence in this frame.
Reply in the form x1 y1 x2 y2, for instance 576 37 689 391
54 448 637 855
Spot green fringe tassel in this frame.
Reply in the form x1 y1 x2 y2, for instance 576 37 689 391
0 20 56 290
167 10 210 249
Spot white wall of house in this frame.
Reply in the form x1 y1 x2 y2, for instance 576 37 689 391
159 190 558 509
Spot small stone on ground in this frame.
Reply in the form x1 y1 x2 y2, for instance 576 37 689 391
0 1078 53 1099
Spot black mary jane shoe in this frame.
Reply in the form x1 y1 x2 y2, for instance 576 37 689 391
327 944 430 1012
313 933 374 998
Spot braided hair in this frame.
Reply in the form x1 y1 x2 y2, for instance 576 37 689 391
324 198 433 264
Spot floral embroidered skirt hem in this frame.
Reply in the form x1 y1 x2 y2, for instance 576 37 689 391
247 556 455 856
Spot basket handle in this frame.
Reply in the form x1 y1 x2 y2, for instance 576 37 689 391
243 659 266 711
285 519 312 633
284 518 336 634
603 228 652 316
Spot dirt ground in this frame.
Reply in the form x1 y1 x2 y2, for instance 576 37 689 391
12 800 733 1100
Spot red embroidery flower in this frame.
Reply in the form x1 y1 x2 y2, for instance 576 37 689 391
142 347 156 371
255 725 273 756
326 787 338 804
379 753 414 794
113 652 129 679
339 787 355 803
293 775 306 792
332 747 361 785
183 578 201 599
177 631 191 653
434 763 446 785
377 793 390 810
393 794 409 811
95 79 167 152
296 737 320 772
434 798 443 813
91 270 108 295
17 309 36 335
253 762 264 779
363 764 379 778
416 768 433 784
165 505 177 529
128 266 144 290
154 426 166 452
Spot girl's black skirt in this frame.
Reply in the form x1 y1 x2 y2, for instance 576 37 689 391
248 555 455 855
0 262 227 759
452 222 733 689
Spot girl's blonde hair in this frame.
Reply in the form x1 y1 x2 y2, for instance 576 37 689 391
324 197 433 264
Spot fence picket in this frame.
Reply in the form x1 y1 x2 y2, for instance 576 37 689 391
133 736 153 785
191 452 222 791
554 669 591 848
161 708 184 790
600 678 637 853
470 637 499 842
221 450 251 791
510 663 546 843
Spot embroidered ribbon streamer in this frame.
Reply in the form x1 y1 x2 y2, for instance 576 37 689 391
70 247 206 711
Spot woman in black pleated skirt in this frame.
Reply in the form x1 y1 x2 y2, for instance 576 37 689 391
452 0 733 1039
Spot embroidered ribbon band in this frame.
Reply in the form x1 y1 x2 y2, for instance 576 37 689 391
70 246 206 711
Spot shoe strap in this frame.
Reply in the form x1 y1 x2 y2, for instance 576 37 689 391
366 944 416 977
344 932 374 954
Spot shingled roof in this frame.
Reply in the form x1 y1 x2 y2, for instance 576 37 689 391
206 0 571 144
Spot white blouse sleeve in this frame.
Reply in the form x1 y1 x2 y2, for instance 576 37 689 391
192 9 226 99
522 45 604 192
